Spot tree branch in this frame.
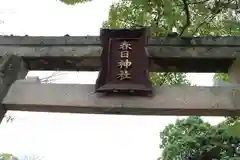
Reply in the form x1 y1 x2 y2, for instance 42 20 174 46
176 0 210 6
192 13 218 35
179 0 191 36
40 71 66 83
191 0 233 35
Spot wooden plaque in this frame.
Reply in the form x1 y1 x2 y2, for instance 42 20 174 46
95 28 152 95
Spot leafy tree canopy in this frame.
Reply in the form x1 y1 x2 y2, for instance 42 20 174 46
63 0 240 36
160 116 240 159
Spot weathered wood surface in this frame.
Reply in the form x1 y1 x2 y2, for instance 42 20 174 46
0 55 28 123
1 36 240 72
3 80 240 116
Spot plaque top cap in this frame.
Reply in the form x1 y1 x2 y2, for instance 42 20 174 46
100 27 150 40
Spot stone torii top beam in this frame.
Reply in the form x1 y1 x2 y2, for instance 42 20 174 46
0 35 240 72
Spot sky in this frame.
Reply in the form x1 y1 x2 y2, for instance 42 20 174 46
0 0 225 160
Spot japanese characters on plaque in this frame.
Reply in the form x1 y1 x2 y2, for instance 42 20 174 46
95 28 153 96
116 41 132 80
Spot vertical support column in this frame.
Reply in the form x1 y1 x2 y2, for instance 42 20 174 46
229 58 240 84
0 55 28 123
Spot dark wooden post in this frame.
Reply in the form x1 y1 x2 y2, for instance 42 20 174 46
95 28 152 96
0 55 28 123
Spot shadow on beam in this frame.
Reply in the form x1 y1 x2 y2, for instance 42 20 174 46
0 45 239 72
24 57 234 72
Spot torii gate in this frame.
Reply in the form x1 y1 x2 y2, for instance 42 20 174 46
0 28 240 123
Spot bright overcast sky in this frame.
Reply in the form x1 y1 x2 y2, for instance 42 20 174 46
0 0 224 160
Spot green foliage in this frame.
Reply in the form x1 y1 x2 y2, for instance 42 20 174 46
227 122 240 138
214 73 231 82
160 116 240 159
103 0 240 36
150 72 190 86
224 117 240 139
0 153 18 160
59 0 90 5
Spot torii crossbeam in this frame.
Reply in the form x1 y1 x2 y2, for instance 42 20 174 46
0 35 239 72
0 32 240 123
